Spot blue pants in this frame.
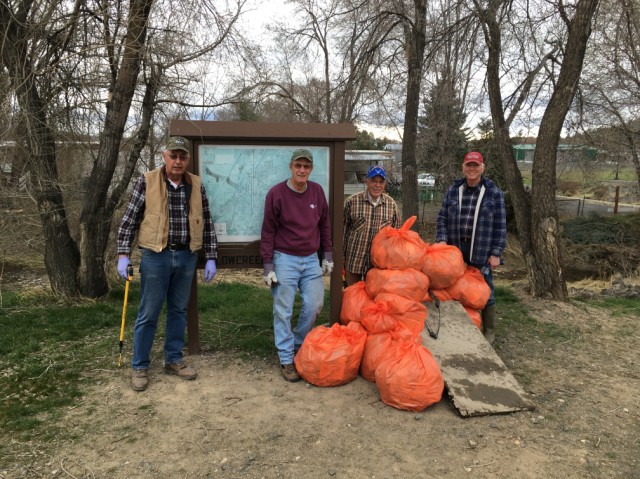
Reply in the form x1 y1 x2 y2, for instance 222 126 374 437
271 251 325 365
132 248 197 370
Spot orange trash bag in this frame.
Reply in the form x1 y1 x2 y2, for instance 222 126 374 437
365 267 429 302
360 298 398 334
421 243 465 289
375 339 444 412
366 293 426 338
426 289 455 302
294 322 367 387
340 281 373 325
360 324 418 383
464 306 482 330
446 266 491 310
370 216 427 270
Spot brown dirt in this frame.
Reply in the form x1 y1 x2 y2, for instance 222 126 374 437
4 271 639 479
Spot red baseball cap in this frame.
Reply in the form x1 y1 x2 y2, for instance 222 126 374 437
463 152 484 165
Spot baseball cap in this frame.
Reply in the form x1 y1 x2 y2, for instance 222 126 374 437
291 148 313 163
366 165 387 180
463 151 484 165
166 136 190 152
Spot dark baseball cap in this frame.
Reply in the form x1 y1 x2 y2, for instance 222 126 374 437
166 136 190 152
291 148 313 163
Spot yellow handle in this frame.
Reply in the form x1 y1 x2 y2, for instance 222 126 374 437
119 279 130 342
118 266 134 367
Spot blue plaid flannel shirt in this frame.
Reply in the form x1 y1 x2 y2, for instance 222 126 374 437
436 176 506 265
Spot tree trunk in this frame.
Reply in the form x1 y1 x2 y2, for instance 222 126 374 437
1 2 80 296
77 0 154 297
481 0 598 299
401 0 427 224
529 0 599 299
22 87 81 296
482 0 533 261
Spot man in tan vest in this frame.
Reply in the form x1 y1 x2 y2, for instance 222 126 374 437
117 136 218 391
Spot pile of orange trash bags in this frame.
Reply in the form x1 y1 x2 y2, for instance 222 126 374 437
295 216 491 412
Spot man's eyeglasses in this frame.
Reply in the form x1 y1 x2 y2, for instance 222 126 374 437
165 152 190 161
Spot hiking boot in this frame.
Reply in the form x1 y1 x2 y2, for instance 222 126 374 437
164 361 197 380
482 304 496 345
131 369 149 391
281 363 301 383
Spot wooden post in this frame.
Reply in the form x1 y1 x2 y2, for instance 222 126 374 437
330 141 346 325
614 186 620 215
186 273 200 354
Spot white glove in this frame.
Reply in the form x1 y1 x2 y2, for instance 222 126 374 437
322 259 334 276
264 271 278 287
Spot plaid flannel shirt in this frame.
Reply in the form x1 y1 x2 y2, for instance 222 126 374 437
343 191 400 276
436 176 506 264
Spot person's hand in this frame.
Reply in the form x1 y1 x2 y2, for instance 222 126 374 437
264 271 278 287
117 256 131 280
204 259 217 283
488 255 501 269
263 263 278 287
322 259 334 276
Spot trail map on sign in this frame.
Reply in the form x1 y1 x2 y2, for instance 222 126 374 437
199 145 330 243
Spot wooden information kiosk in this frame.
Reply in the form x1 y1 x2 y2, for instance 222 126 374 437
169 120 356 353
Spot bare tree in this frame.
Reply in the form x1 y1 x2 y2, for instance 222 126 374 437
381 0 426 223
0 0 244 297
416 0 482 182
477 0 600 299
575 0 640 188
239 0 400 124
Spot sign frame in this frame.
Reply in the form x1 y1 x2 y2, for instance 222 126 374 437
170 120 356 353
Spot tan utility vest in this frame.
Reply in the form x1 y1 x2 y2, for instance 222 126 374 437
138 167 204 253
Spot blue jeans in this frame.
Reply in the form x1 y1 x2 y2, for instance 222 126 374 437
271 251 325 365
459 241 495 308
132 248 197 370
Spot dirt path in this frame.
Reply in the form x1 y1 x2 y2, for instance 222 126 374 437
6 287 638 479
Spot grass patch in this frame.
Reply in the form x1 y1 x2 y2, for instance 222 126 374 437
0 289 125 440
495 287 578 343
494 286 582 386
563 213 640 246
198 282 330 357
0 281 331 439
574 296 640 318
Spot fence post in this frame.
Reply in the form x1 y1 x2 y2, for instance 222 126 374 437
614 186 620 215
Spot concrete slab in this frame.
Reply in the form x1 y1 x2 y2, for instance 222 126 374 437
421 300 535 417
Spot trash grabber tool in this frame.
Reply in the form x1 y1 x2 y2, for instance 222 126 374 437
118 265 134 368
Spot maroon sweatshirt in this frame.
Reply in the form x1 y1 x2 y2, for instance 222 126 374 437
260 180 332 264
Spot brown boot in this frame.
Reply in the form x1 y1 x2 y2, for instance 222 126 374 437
164 361 197 380
281 363 301 382
131 369 149 391
482 304 496 345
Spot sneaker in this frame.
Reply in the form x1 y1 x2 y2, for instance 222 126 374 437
131 369 149 391
164 361 197 380
281 363 301 383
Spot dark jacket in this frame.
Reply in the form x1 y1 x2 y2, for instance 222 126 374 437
436 176 506 265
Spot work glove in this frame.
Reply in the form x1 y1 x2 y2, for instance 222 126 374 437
264 271 278 287
204 259 217 283
117 256 132 280
321 259 334 276
263 263 278 287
